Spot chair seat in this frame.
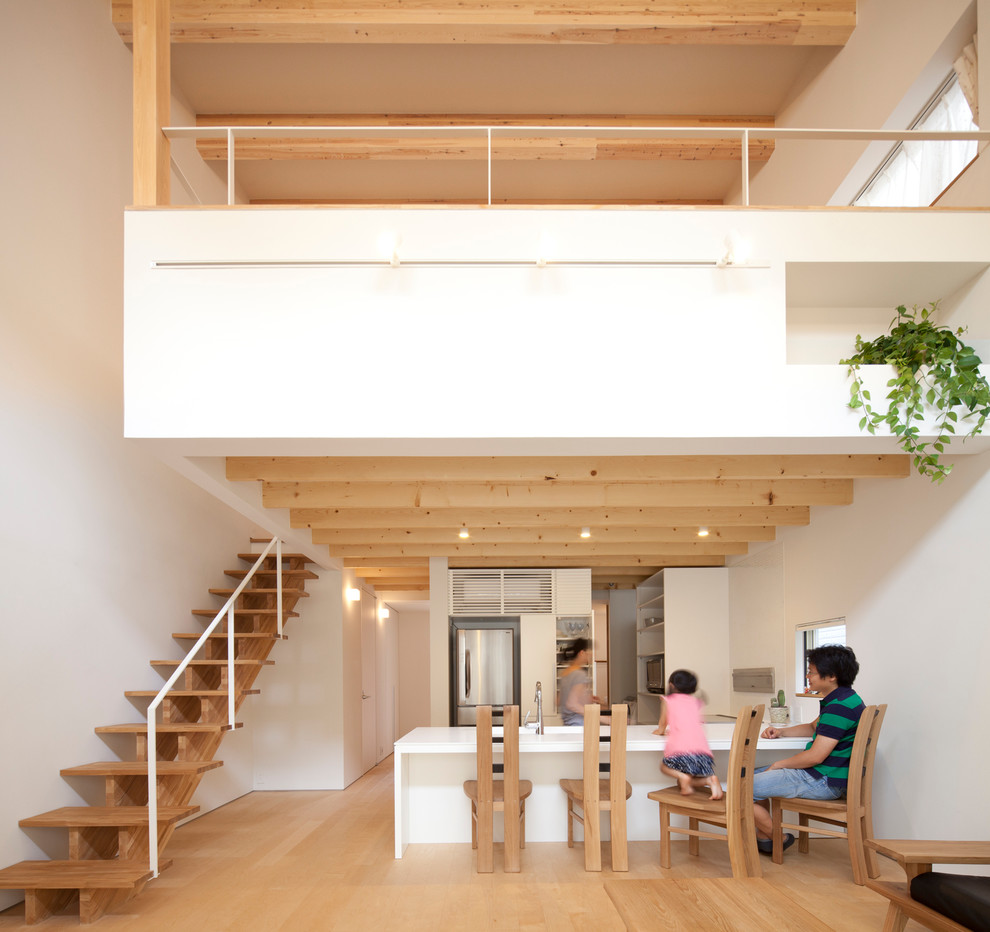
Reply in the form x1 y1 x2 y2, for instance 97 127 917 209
559 777 633 803
647 784 727 819
777 795 849 816
463 779 534 803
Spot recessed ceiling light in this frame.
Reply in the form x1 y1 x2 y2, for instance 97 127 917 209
458 528 470 539
697 527 710 538
580 527 591 538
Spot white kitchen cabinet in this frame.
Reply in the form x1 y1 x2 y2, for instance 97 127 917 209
635 568 729 724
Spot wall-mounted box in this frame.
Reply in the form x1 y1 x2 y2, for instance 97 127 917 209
732 667 775 693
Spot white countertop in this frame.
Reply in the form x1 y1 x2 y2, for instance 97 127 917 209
394 723 808 754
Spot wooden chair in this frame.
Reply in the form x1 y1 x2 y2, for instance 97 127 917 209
462 705 532 872
865 839 990 932
559 704 632 872
647 704 765 879
771 703 886 885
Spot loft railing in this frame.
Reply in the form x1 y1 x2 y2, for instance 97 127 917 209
162 123 990 207
146 537 283 877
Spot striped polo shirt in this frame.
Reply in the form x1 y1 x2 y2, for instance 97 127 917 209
803 686 864 790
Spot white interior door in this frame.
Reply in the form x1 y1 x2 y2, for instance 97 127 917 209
360 591 377 774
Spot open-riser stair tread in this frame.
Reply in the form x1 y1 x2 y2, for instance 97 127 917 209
124 689 260 698
60 761 223 777
96 722 241 734
173 631 285 640
20 806 198 828
237 552 316 564
0 859 159 890
191 608 299 617
209 587 308 597
225 568 318 580
150 659 274 666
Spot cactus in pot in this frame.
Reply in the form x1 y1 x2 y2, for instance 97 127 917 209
769 688 789 724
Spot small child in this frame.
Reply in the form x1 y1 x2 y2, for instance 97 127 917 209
652 669 723 799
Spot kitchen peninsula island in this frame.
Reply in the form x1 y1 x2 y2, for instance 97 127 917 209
393 721 807 857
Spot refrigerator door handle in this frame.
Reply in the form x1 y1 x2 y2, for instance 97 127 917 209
465 649 471 698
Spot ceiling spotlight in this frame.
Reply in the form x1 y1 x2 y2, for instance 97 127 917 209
697 527 710 538
458 528 470 539
346 587 361 602
580 527 591 538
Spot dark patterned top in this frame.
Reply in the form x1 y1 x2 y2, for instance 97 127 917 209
803 686 864 790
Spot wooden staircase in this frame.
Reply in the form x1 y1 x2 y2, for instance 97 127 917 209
0 545 318 924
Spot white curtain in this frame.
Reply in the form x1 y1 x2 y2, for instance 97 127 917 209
855 76 978 207
954 36 978 126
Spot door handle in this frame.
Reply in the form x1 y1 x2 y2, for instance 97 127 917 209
362 693 371 700
465 649 471 697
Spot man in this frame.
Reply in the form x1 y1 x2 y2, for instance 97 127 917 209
753 644 864 855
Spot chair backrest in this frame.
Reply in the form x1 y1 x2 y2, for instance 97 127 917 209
502 705 520 804
581 703 628 804
476 705 494 805
846 704 886 812
725 704 765 824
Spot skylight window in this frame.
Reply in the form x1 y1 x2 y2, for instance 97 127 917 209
853 73 978 207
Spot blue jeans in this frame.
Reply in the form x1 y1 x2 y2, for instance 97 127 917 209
752 765 844 802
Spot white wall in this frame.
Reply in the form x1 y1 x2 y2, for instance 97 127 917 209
396 609 432 738
763 455 990 841
0 0 266 908
249 569 346 789
727 544 789 716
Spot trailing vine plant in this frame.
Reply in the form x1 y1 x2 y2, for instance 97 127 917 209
841 302 990 483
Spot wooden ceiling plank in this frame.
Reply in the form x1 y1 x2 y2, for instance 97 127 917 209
229 454 907 483
443 555 727 567
112 2 857 46
311 526 775 544
292 505 811 528
352 566 431 577
263 478 852 509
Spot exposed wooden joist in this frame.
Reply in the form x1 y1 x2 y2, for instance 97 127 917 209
343 555 727 567
132 0 170 205
312 526 775 545
291 505 811 529
352 566 430 578
196 114 775 163
248 198 726 206
228 454 908 483
262 479 853 509
196 134 774 163
327 541 747 558
111 2 857 46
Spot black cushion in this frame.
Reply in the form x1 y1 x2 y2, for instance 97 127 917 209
910 870 990 932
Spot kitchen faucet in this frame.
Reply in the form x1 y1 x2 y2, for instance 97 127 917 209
534 681 544 734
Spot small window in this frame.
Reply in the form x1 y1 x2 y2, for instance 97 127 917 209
795 617 847 692
853 73 978 207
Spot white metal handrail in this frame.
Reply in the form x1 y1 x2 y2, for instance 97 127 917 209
147 537 283 877
163 122 990 207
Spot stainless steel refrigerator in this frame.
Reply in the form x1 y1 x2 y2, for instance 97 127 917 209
450 618 521 726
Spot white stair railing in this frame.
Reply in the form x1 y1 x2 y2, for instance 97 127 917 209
146 537 283 877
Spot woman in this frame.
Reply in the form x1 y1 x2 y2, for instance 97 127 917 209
557 637 603 726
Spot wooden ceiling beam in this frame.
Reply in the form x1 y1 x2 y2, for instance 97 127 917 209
263 478 853 509
342 555 726 567
312 526 775 545
327 541 748 558
230 454 905 483
292 505 810 529
196 134 773 163
112 2 857 46
352 566 431 578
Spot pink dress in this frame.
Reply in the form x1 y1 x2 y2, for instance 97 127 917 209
662 693 716 777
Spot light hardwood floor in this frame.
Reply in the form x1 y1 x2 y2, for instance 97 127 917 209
1 757 929 930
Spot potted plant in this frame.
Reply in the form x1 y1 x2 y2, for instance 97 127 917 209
841 302 990 483
769 689 789 725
